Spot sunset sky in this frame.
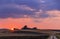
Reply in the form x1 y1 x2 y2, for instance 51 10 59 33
0 0 60 29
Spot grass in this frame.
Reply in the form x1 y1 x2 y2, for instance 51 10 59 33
56 35 60 39
0 36 48 39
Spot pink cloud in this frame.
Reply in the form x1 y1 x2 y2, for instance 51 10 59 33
46 10 60 17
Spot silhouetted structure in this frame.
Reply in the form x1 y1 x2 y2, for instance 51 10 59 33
32 27 37 30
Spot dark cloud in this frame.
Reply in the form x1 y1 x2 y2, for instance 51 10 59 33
0 0 60 10
40 0 59 11
55 0 60 10
0 6 35 18
0 0 40 10
34 20 42 23
39 13 50 18
0 0 59 18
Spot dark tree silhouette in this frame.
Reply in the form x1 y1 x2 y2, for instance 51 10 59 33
13 28 19 30
21 25 38 30
32 27 37 30
22 25 28 29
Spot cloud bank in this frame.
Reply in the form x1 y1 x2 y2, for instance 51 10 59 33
0 0 59 18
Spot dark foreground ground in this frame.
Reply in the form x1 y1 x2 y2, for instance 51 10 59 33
0 36 49 39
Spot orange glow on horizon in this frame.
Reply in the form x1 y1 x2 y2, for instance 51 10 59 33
0 14 60 30
11 28 14 30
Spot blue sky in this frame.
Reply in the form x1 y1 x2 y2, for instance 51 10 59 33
0 0 59 18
